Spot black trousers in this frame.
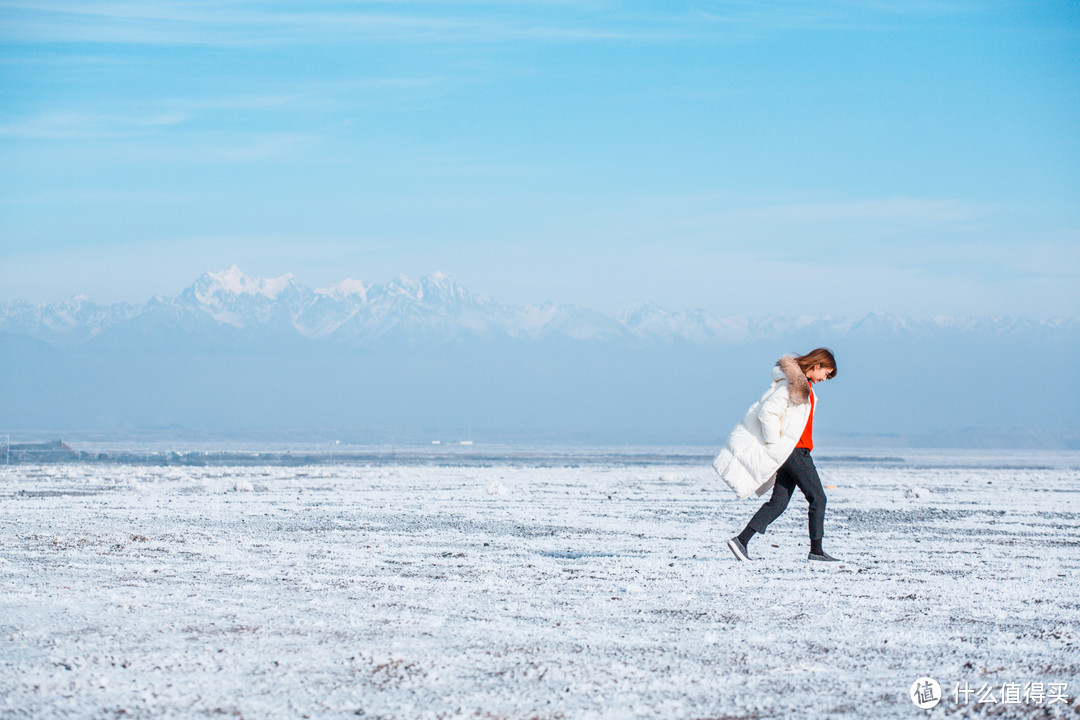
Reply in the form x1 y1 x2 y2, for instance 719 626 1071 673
747 448 826 541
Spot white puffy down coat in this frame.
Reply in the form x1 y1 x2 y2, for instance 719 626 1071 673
712 356 813 500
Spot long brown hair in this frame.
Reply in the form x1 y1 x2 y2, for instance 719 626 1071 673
794 347 837 379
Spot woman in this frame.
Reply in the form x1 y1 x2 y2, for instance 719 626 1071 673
712 348 839 563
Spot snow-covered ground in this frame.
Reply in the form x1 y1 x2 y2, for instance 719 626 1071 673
1 450 1078 719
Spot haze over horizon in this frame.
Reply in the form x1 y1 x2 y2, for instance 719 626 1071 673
3 263 1077 447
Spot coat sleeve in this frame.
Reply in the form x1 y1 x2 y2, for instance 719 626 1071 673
756 383 789 445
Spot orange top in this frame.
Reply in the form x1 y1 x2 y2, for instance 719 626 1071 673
796 385 816 451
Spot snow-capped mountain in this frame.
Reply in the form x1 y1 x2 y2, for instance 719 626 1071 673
0 295 140 347
180 267 316 329
1 266 1075 350
2 268 1077 444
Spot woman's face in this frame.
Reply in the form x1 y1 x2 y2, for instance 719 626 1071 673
806 364 832 384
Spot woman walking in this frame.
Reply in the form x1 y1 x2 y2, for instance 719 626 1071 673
713 348 840 563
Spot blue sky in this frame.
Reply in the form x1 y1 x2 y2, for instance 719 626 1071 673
1 1 1078 317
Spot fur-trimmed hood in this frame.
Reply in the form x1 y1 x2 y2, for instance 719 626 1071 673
772 355 810 405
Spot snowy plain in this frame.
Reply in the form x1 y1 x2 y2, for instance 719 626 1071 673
1 449 1078 719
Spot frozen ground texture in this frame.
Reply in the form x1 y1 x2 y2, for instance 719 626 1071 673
1 450 1078 720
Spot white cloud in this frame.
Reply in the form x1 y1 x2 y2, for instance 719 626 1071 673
0 0 979 47
0 111 189 139
736 197 983 224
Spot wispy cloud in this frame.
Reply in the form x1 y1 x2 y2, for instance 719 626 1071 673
0 188 201 206
593 192 987 246
0 0 980 47
134 131 318 163
0 111 188 139
0 1 590 46
0 106 315 162
0 79 446 145
0 1 255 46
163 94 303 112
688 0 973 32
732 197 984 225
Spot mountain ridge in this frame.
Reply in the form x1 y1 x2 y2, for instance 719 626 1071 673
2 268 1077 441
2 266 1073 350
